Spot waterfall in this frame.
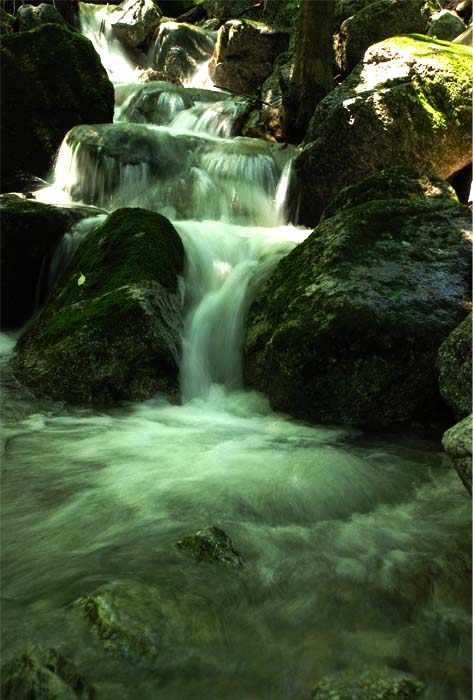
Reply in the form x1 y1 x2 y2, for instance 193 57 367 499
36 11 308 403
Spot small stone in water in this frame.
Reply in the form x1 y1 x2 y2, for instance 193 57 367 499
176 526 243 567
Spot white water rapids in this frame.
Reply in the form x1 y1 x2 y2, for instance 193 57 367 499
2 6 471 700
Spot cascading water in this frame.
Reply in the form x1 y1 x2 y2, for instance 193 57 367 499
2 11 471 700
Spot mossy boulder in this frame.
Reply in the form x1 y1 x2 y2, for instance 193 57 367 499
16 3 67 31
1 23 114 192
12 208 185 405
74 580 165 661
312 668 423 700
437 313 472 420
335 0 434 76
442 413 472 494
1 645 93 700
288 35 473 227
176 526 243 567
1 195 101 329
244 168 471 428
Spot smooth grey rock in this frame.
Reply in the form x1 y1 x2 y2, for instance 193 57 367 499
427 9 467 41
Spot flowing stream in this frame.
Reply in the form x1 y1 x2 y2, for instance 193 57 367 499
1 6 471 699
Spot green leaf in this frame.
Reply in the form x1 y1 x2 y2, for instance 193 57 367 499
77 273 86 287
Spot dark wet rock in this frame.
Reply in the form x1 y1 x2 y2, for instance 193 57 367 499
427 9 467 41
16 3 67 31
0 23 114 193
176 526 243 567
209 19 290 96
149 21 215 83
13 208 184 405
1 645 93 700
116 81 194 123
312 668 423 699
242 51 293 142
245 168 472 428
0 8 15 33
438 313 472 420
0 195 102 330
335 0 433 76
288 35 473 227
442 414 472 494
111 0 162 49
74 580 165 660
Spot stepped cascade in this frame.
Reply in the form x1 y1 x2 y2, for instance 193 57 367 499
1 5 470 700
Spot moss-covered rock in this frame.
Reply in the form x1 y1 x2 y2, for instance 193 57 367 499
74 580 165 661
312 668 423 700
1 645 93 700
16 3 67 31
442 413 472 493
245 168 471 428
176 526 243 567
437 313 472 420
0 23 114 192
289 35 472 227
12 208 185 405
1 195 101 329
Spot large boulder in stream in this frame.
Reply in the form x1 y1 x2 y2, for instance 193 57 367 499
209 19 290 96
442 414 472 494
13 208 185 405
0 23 114 193
149 22 215 83
288 35 473 227
334 0 434 76
437 313 472 420
1 645 93 700
244 168 472 428
110 0 162 49
0 195 102 330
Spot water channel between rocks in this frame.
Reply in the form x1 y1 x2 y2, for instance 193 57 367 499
1 5 471 700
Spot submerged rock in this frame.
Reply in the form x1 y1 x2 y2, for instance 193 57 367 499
111 0 162 49
13 208 184 405
245 168 471 427
442 414 472 494
289 35 473 226
0 23 114 193
0 195 101 330
209 19 289 96
313 668 423 699
176 526 243 567
335 0 433 76
74 580 165 660
437 313 472 420
1 645 93 700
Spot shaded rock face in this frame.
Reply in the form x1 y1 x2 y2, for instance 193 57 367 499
176 526 243 567
1 195 102 330
203 0 296 27
74 581 165 661
111 0 162 49
335 0 433 76
0 23 114 193
12 208 185 406
16 3 66 31
438 314 472 420
313 668 423 700
288 35 473 227
1 645 93 700
442 414 472 494
149 22 215 83
209 19 289 96
0 8 15 34
244 168 472 428
242 51 294 142
427 9 467 41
